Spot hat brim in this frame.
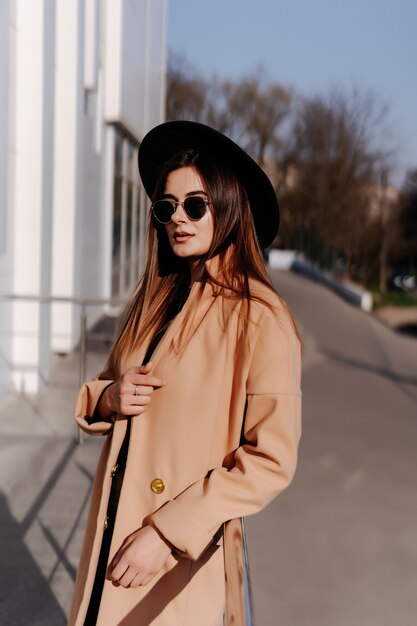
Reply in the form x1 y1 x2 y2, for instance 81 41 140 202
138 121 279 249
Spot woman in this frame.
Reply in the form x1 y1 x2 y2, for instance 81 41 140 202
69 121 302 626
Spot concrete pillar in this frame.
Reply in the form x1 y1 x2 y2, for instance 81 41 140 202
11 0 55 393
0 1 10 259
0 0 14 391
51 0 84 354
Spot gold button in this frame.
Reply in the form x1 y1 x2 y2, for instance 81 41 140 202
150 478 165 494
110 464 118 477
103 516 109 530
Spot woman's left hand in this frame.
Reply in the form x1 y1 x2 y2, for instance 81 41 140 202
107 526 172 588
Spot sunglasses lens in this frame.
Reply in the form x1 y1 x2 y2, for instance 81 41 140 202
152 200 174 224
152 197 208 223
183 197 207 220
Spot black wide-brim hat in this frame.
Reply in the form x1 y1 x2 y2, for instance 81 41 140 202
138 121 279 249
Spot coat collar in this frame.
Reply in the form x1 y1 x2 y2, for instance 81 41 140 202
121 256 223 373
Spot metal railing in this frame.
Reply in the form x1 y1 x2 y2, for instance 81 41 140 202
0 293 124 442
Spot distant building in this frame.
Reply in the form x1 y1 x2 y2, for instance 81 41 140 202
367 181 400 221
0 0 167 394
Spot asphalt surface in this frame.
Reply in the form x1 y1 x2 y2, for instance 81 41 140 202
1 269 416 625
246 269 417 626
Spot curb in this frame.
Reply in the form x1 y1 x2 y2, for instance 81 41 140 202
289 257 373 312
269 251 416 336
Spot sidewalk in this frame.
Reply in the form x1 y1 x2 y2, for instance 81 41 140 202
0 435 102 624
373 304 417 331
0 349 106 624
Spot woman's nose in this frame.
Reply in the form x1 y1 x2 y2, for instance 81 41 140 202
171 203 188 223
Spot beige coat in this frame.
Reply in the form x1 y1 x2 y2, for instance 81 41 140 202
68 268 302 626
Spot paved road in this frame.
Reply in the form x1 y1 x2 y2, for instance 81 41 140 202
246 269 417 626
1 270 416 625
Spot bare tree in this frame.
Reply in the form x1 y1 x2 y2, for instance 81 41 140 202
166 56 291 168
166 52 210 123
219 68 291 166
397 168 417 274
285 87 393 282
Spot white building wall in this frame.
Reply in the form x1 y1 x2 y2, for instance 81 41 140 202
11 0 55 393
104 0 167 136
147 0 168 128
51 0 85 353
0 0 167 394
104 0 147 138
0 0 14 391
84 0 99 91
0 2 9 259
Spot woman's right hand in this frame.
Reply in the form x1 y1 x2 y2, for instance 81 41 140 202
98 362 165 419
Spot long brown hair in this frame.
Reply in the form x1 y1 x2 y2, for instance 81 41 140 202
107 149 300 367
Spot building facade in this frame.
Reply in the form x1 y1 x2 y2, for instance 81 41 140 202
0 0 167 394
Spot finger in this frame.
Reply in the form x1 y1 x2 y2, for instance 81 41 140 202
108 558 129 582
131 375 165 388
124 399 151 414
140 572 156 586
130 385 154 397
128 362 153 376
107 534 134 575
130 395 151 406
118 567 137 588
119 401 149 416
107 550 121 573
130 572 143 588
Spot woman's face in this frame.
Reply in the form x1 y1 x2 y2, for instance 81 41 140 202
162 167 214 260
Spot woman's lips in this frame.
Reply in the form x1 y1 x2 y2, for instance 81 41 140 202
174 232 194 243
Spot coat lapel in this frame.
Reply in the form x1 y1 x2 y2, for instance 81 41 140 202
120 278 217 373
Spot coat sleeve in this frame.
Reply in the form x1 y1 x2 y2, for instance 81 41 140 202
74 365 115 436
151 305 302 560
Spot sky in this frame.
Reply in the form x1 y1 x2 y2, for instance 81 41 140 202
168 0 417 187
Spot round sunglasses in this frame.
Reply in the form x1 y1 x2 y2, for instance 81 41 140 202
152 196 209 224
